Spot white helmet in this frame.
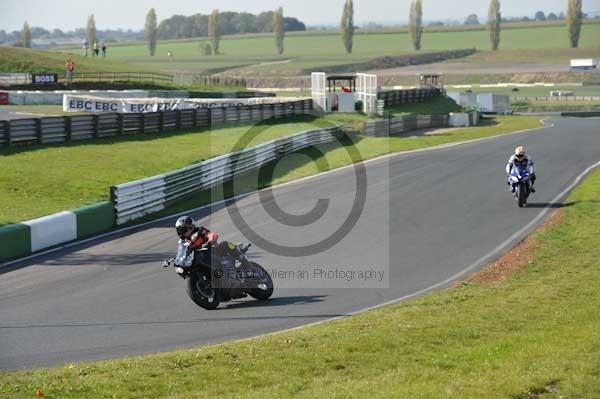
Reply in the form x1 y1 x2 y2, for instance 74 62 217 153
515 146 525 158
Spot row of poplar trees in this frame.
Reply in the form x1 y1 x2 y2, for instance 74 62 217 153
340 0 586 53
17 1 585 53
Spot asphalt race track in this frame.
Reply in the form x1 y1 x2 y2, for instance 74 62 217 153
1 117 599 370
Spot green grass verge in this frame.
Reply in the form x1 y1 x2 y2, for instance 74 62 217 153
511 100 600 113
1 128 598 399
0 116 330 225
59 23 600 76
0 47 150 74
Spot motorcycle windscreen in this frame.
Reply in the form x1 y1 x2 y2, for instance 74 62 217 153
175 241 194 267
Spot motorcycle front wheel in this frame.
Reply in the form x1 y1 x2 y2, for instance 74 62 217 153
186 270 221 310
246 262 274 300
517 182 528 208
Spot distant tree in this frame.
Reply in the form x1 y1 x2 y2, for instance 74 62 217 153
487 0 501 51
408 0 423 51
86 14 97 48
534 11 546 21
273 7 285 55
30 27 50 38
567 0 583 48
547 12 558 20
340 0 354 54
208 9 221 55
559 11 566 19
199 41 212 56
464 14 480 25
21 21 32 48
233 13 254 34
156 11 305 39
145 8 158 56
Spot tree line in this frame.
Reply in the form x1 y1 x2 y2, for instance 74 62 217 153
464 8 594 25
338 0 586 52
156 11 305 39
1 27 142 46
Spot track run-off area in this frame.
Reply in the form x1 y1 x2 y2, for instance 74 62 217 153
1 117 599 370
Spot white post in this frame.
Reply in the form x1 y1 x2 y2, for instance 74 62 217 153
311 72 328 112
356 73 378 115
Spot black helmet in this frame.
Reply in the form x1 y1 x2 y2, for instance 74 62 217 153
175 216 195 239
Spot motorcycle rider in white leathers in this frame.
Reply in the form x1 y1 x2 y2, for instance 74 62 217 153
506 146 536 193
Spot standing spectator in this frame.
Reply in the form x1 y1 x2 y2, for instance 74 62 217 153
93 41 99 57
101 42 107 58
66 56 75 85
82 39 88 56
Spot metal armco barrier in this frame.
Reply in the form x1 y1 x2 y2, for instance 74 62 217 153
363 115 449 137
0 99 312 147
110 125 343 225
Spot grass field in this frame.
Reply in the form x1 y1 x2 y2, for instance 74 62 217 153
0 116 329 225
0 46 150 74
511 100 600 113
61 23 600 76
1 136 598 399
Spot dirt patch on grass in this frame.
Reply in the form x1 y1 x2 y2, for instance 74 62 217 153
463 209 564 286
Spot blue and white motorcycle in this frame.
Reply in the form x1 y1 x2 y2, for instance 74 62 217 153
508 168 531 208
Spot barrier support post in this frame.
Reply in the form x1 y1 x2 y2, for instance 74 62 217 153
175 110 182 130
117 114 124 136
3 120 11 147
92 115 99 138
35 118 43 144
64 116 72 142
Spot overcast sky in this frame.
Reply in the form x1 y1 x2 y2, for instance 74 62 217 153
1 0 599 31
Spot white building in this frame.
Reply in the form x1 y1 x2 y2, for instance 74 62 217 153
570 59 597 71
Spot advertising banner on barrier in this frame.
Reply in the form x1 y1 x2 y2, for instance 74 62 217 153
63 95 197 113
63 94 305 113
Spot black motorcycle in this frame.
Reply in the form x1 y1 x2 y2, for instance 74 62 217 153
163 241 274 310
